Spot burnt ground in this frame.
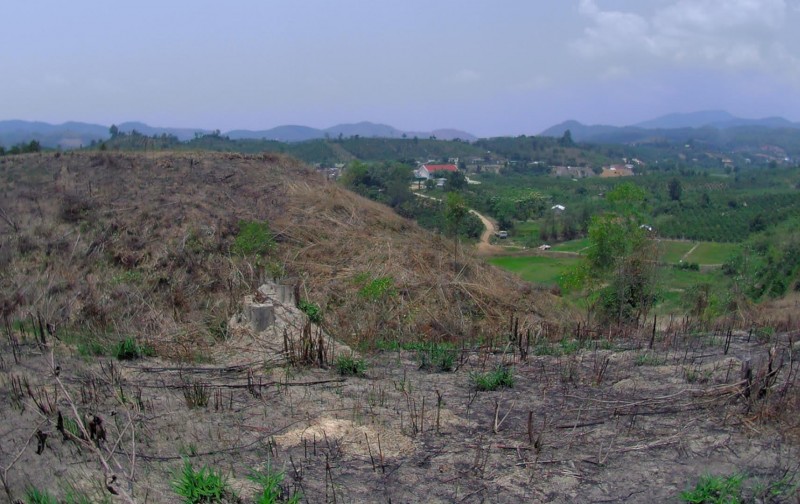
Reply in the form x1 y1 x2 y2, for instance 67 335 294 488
1 325 798 503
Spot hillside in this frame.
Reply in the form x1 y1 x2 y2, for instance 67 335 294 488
0 152 555 355
0 152 798 503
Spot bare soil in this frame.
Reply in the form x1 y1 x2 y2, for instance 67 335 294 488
1 152 798 503
1 325 799 503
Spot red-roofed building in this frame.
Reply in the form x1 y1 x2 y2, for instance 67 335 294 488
415 163 458 180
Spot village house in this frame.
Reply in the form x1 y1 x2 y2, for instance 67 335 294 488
415 163 458 180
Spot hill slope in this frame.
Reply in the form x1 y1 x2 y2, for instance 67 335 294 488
0 152 557 357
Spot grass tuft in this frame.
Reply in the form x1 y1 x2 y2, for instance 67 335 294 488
249 461 302 504
335 353 367 377
417 342 457 372
680 473 744 503
471 366 514 391
114 336 154 360
24 487 58 504
172 459 237 504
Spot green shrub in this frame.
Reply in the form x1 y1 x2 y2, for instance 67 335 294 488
635 352 665 366
298 299 323 325
335 354 367 377
680 473 744 504
172 460 237 504
24 487 58 504
249 461 302 504
358 276 397 301
114 336 153 360
471 366 514 391
232 220 275 256
417 343 457 372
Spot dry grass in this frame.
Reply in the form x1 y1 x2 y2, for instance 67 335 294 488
0 151 562 360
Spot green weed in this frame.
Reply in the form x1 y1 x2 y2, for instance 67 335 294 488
298 299 323 325
358 276 397 301
335 354 367 377
635 352 665 366
172 460 237 504
416 343 457 372
471 366 514 391
249 461 302 504
24 487 58 504
232 220 275 256
114 336 154 360
680 473 744 504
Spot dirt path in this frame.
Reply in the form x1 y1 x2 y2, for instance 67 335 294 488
681 242 699 262
412 191 503 255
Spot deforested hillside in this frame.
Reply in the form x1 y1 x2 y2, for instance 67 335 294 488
0 152 798 504
0 151 559 358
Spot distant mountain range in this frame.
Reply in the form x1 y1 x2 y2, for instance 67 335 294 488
0 120 477 149
4 111 799 150
540 110 800 144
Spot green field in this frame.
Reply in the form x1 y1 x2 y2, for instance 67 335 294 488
658 240 694 263
657 240 739 265
684 241 739 264
488 255 579 285
489 250 732 316
551 237 590 253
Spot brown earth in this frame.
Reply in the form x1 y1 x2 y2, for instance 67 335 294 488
0 152 798 503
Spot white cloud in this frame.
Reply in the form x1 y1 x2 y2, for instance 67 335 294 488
573 0 798 72
572 1 651 58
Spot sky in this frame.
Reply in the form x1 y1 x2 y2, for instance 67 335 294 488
2 0 800 137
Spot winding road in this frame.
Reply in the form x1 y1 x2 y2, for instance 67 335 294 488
412 191 503 255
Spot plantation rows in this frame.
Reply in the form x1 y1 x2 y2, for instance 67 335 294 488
654 192 800 242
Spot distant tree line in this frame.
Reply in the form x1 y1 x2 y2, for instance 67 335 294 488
0 140 42 156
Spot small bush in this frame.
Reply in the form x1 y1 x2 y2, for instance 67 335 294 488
417 343 457 372
114 336 154 360
298 299 323 325
335 354 367 377
183 382 210 409
471 366 514 391
172 460 237 504
249 461 302 504
680 473 744 504
232 220 275 256
635 352 665 366
358 276 397 301
24 487 58 504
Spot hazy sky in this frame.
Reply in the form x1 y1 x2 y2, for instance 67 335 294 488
2 0 799 136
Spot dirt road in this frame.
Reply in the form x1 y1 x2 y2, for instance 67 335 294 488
412 191 502 255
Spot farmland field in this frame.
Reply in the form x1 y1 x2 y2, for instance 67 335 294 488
551 237 590 253
658 240 694 263
488 254 579 285
684 241 739 264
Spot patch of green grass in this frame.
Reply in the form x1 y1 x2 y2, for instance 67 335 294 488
249 461 302 504
551 237 590 253
680 473 744 504
232 220 275 256
114 336 154 360
685 242 740 265
471 366 514 391
358 276 397 301
172 460 237 504
635 352 665 366
335 354 367 377
533 342 561 356
298 299 323 325
488 255 579 285
416 342 457 372
24 487 58 504
111 269 142 285
77 340 108 357
659 240 695 263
